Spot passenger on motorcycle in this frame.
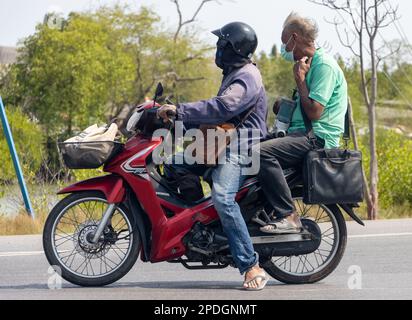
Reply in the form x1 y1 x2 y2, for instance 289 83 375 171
257 12 348 235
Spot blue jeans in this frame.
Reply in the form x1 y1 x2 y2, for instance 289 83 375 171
165 151 259 274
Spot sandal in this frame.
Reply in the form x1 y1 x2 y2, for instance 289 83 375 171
260 218 302 234
243 274 269 291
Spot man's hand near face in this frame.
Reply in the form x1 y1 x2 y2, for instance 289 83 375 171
294 57 324 121
294 57 312 84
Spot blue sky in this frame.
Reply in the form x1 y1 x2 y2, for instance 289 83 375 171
1 0 411 60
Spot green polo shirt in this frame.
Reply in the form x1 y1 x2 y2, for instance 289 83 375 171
288 48 348 149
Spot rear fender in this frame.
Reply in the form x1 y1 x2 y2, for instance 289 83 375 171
58 175 126 204
291 187 365 227
339 204 365 226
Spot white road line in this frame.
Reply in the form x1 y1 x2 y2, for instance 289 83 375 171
349 233 412 239
0 251 44 258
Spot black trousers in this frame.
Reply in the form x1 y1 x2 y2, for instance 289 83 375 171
257 132 324 218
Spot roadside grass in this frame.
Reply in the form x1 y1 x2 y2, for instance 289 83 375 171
0 210 47 236
375 205 412 220
0 202 411 236
0 181 411 236
355 202 412 220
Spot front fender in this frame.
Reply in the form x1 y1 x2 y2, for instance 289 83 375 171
58 175 126 204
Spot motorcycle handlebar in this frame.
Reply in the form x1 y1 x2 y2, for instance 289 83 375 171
166 110 177 118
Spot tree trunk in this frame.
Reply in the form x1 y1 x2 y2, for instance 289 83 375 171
358 0 375 219
368 38 379 220
348 99 373 213
68 114 73 137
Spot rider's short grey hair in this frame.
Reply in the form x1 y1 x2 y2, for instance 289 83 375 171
283 12 319 42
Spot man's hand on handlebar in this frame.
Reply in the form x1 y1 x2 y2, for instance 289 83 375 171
157 104 177 123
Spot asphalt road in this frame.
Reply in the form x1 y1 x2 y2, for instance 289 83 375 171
0 219 411 300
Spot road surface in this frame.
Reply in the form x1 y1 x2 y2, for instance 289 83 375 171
0 219 411 300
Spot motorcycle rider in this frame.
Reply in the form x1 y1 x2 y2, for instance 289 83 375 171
257 12 348 234
157 22 269 290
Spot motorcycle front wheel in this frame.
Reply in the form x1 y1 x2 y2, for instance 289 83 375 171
43 191 141 287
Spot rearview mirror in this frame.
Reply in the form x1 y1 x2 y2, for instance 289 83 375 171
154 83 164 100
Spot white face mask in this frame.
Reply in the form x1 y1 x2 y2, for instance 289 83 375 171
281 36 296 62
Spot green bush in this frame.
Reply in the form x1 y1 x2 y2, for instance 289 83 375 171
359 129 412 209
0 107 45 182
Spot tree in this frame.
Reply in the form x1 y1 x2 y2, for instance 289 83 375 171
167 0 227 102
0 107 44 183
171 0 218 42
256 51 296 101
0 5 221 173
3 5 220 137
94 5 220 131
8 11 135 138
309 0 399 220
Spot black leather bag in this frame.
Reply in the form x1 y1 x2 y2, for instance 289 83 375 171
301 103 364 205
303 148 364 204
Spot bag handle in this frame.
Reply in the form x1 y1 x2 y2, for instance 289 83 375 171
323 148 350 157
328 158 352 165
298 93 318 149
343 103 351 149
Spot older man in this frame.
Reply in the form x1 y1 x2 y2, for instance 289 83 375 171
258 12 348 234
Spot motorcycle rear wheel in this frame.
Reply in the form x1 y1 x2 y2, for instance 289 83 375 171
263 201 347 285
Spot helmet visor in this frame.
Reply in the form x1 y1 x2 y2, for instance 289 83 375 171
216 39 229 49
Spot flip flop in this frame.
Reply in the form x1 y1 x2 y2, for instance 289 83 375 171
243 275 269 291
260 224 302 234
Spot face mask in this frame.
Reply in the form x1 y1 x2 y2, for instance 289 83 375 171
215 47 224 69
215 38 250 72
215 39 228 69
281 36 296 62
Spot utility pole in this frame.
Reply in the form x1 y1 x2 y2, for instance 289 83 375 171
0 97 34 218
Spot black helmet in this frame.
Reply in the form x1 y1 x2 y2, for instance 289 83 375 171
212 22 258 59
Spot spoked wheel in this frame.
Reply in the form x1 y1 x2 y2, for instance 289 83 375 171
43 191 141 287
263 199 347 284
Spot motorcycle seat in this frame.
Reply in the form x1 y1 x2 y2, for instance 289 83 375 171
203 167 299 189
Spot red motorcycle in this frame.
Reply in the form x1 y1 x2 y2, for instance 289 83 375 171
43 84 364 287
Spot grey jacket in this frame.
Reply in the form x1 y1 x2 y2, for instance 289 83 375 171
177 63 268 144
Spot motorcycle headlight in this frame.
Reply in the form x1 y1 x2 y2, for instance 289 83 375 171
127 110 144 133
